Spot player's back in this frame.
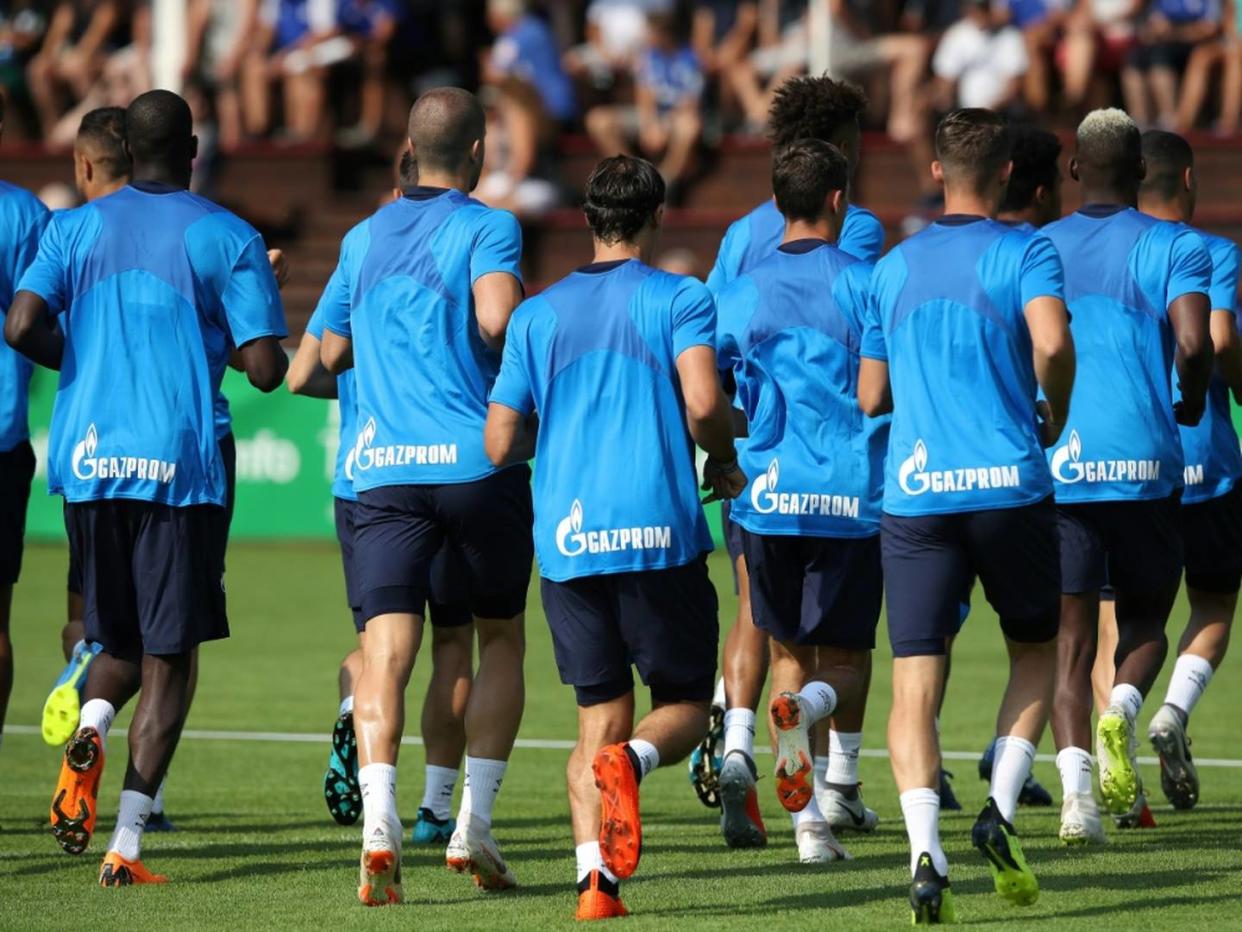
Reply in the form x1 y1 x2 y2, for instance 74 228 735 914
0 180 50 453
499 258 715 581
717 240 885 537
326 187 522 491
868 216 1059 516
1041 205 1210 503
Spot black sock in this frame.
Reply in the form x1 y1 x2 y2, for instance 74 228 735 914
624 744 643 785
578 871 620 897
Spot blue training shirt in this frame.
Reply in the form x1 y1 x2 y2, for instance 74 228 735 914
716 239 886 538
17 182 286 507
306 290 357 503
320 186 523 491
1041 206 1212 503
0 181 50 453
863 216 1065 517
706 200 884 294
1177 227 1241 504
490 259 716 582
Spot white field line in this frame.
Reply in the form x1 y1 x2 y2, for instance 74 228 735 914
9 724 1242 768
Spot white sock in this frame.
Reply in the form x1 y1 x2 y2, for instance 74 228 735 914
153 777 166 815
712 676 726 708
72 638 87 656
459 756 507 828
723 708 756 759
989 736 1036 822
1164 653 1213 718
79 698 116 751
792 791 827 826
797 681 837 724
1056 746 1093 796
628 738 660 778
359 762 400 842
107 790 153 861
813 755 829 796
420 764 458 820
826 730 862 786
575 840 618 883
338 694 354 717
900 787 947 877
1109 683 1143 723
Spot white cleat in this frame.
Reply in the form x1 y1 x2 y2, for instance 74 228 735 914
819 785 879 834
446 815 517 891
358 823 404 906
1059 791 1107 846
795 820 852 863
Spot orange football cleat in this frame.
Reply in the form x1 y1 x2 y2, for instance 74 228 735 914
576 871 628 921
770 694 813 813
593 744 642 880
98 851 168 886
50 727 105 855
358 847 403 906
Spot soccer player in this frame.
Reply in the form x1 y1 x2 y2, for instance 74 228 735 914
5 89 288 885
712 139 883 865
485 154 744 921
860 109 1075 922
1041 110 1212 845
697 73 886 843
319 88 530 905
0 93 51 753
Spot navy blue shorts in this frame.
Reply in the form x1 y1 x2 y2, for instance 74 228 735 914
64 500 228 658
882 498 1061 657
740 529 882 649
1058 494 1183 595
1183 483 1242 594
541 556 719 707
354 466 533 625
721 500 746 594
0 441 35 587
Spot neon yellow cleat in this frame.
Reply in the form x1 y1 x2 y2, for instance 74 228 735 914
41 642 101 746
1097 707 1139 814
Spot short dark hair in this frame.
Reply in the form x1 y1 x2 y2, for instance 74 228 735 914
76 106 130 180
397 148 417 187
583 155 665 245
125 90 193 164
407 87 485 174
999 124 1061 213
768 75 868 152
935 109 1011 192
1140 129 1193 201
772 139 849 222
1074 108 1142 189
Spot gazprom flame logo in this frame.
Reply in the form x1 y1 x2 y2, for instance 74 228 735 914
71 423 99 480
348 417 377 477
1050 430 1085 484
897 439 931 495
751 458 781 513
556 499 587 557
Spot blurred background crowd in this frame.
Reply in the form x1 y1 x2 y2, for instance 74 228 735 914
1 0 1239 215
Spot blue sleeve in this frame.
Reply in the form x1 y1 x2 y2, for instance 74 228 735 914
222 235 288 346
1 198 49 304
713 278 750 375
839 209 885 264
322 230 359 339
833 260 875 339
672 277 718 357
1209 240 1239 314
859 263 888 361
16 213 67 312
489 306 536 416
705 219 747 296
470 208 524 287
1167 228 1213 307
310 260 351 341
1019 233 1065 307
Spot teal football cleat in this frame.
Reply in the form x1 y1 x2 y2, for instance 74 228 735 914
42 641 103 746
411 807 455 845
324 712 362 826
689 702 725 808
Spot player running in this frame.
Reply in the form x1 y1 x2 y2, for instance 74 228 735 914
0 93 51 755
714 139 884 864
860 109 1075 922
1041 110 1213 845
319 88 530 905
6 89 288 885
696 73 886 843
486 153 744 921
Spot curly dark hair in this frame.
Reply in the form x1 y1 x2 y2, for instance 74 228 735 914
1000 125 1062 213
583 155 665 245
768 75 868 152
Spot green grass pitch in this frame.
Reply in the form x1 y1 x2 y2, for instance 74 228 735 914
2 542 1241 930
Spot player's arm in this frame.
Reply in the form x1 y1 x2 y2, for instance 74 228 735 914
287 329 337 398
1169 292 1212 426
1209 310 1242 404
677 345 746 501
473 271 523 351
236 336 286 392
1024 295 1075 446
485 406 538 466
4 292 64 370
857 358 891 416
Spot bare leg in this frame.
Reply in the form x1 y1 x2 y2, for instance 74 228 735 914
1052 592 1099 752
585 106 632 158
1149 66 1180 128
0 585 12 738
1092 598 1118 715
569 694 635 844
339 647 363 703
1113 584 1178 696
658 109 701 186
1220 43 1242 134
889 655 947 793
422 624 472 769
1175 43 1223 131
724 554 767 713
464 615 524 761
1121 66 1151 128
1178 587 1235 669
1061 23 1097 108
354 612 423 768
123 653 193 795
995 638 1054 744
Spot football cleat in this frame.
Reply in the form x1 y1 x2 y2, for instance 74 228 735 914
820 784 879 833
718 751 766 849
593 744 642 880
41 641 102 747
358 828 403 907
770 693 813 813
576 870 628 921
794 820 851 863
144 811 178 833
977 739 1053 807
688 702 725 809
444 814 517 891
411 807 455 845
1096 706 1139 814
324 712 362 826
50 727 105 855
1113 787 1157 829
971 797 1038 906
938 769 962 811
1148 703 1199 811
1059 791 1107 845
910 852 957 925
98 851 167 887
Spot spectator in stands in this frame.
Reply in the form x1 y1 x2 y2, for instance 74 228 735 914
26 0 129 138
997 0 1070 112
585 9 704 193
241 0 336 142
485 0 576 126
184 0 261 151
1176 0 1240 132
933 0 1030 112
692 0 759 83
1057 0 1142 111
1123 0 1222 128
475 79 562 219
333 0 402 147
564 0 674 93
724 0 808 131
0 1 49 138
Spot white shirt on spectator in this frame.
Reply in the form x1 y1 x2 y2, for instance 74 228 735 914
587 0 675 59
932 19 1029 109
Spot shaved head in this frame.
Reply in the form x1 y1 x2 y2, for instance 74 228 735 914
407 87 486 178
